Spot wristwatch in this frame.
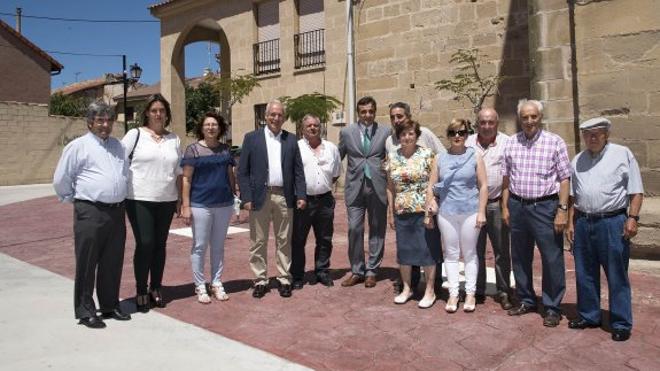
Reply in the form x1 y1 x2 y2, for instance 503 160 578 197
628 215 640 222
558 204 568 211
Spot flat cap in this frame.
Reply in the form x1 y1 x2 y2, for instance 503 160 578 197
580 117 611 131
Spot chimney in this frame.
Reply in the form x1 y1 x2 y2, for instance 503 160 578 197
16 8 22 33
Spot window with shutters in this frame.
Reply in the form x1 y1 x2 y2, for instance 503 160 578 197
253 0 280 75
294 0 325 69
254 103 267 130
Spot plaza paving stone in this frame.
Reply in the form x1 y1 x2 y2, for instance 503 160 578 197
1 196 659 370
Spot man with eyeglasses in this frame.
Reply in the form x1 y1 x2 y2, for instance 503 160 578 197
238 99 307 299
565 117 643 342
501 99 570 327
385 102 445 294
53 101 131 329
465 108 513 310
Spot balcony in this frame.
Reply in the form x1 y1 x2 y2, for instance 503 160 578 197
294 29 325 70
253 39 280 76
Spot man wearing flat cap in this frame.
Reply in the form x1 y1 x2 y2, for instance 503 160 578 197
566 117 644 342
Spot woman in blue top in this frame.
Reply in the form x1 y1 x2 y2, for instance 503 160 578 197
428 118 488 313
181 112 237 304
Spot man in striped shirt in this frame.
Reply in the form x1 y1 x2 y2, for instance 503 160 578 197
501 99 570 327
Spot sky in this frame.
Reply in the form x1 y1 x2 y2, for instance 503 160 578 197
0 0 220 89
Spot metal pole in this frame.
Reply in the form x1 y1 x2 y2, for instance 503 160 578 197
122 55 128 134
16 8 22 33
346 0 355 126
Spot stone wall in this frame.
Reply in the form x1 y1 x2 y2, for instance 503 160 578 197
0 101 125 186
574 0 660 194
355 0 531 139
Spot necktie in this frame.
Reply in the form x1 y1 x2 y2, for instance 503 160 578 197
363 127 372 179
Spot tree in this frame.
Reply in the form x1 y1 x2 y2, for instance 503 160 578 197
49 93 88 117
279 93 342 138
434 48 502 114
185 82 220 133
205 71 260 110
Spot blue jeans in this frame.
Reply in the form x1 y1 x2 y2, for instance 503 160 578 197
573 213 632 330
509 197 566 314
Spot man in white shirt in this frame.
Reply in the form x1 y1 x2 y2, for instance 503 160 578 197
238 100 307 299
53 101 131 329
465 108 512 310
291 114 342 289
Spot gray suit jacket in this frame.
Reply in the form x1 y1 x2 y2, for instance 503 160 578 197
338 122 391 206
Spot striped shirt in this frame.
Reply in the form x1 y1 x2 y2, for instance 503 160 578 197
466 131 509 199
503 130 570 199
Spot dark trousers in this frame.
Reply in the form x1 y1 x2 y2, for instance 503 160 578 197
509 197 566 314
291 192 335 280
73 200 126 318
573 213 632 330
126 199 176 295
476 201 511 296
347 178 387 276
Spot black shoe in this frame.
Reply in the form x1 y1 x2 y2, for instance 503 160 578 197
252 284 267 299
78 316 106 329
292 280 304 290
135 294 150 313
278 284 293 298
150 288 166 308
101 309 131 321
543 311 562 327
507 303 538 316
611 329 631 342
316 275 334 287
568 318 601 329
475 293 486 304
497 293 513 310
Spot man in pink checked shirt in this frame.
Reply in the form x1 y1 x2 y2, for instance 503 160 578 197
501 99 571 328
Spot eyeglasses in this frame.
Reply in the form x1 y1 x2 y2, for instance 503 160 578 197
93 117 113 125
447 129 468 137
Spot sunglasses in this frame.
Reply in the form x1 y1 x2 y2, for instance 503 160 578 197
447 129 468 137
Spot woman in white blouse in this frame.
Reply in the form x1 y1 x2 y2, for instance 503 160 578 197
122 94 182 313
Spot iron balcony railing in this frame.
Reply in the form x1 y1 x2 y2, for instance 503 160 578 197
253 39 280 75
294 29 325 69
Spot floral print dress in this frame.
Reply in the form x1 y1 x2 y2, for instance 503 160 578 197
385 146 435 215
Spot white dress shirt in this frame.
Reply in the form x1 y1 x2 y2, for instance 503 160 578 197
264 126 283 187
53 132 128 204
465 131 509 199
298 138 342 195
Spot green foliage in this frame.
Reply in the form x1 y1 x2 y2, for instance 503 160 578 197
434 48 502 114
279 93 342 137
185 82 220 133
205 72 260 109
49 93 88 117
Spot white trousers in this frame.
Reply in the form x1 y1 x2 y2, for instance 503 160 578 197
436 212 480 296
190 205 233 287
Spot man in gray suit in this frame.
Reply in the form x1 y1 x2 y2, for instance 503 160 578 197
338 96 391 288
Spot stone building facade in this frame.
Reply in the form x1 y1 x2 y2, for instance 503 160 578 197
150 0 660 193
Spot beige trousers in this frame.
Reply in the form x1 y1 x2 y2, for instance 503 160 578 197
249 189 293 285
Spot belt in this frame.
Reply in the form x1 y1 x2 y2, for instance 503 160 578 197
488 196 502 203
575 208 626 220
510 193 558 204
307 191 332 200
266 185 284 192
75 199 124 208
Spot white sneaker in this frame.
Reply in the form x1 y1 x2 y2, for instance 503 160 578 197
195 285 211 304
211 283 229 301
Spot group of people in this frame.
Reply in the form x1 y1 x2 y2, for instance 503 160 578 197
54 94 643 343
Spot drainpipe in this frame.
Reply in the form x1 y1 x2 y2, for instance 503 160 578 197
346 0 356 126
568 0 581 152
16 8 22 33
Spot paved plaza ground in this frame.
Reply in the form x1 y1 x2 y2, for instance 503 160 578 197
0 186 659 370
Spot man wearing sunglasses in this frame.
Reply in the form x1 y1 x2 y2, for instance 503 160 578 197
466 108 513 310
501 99 571 328
565 117 643 342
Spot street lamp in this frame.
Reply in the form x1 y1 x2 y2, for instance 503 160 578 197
106 55 142 133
